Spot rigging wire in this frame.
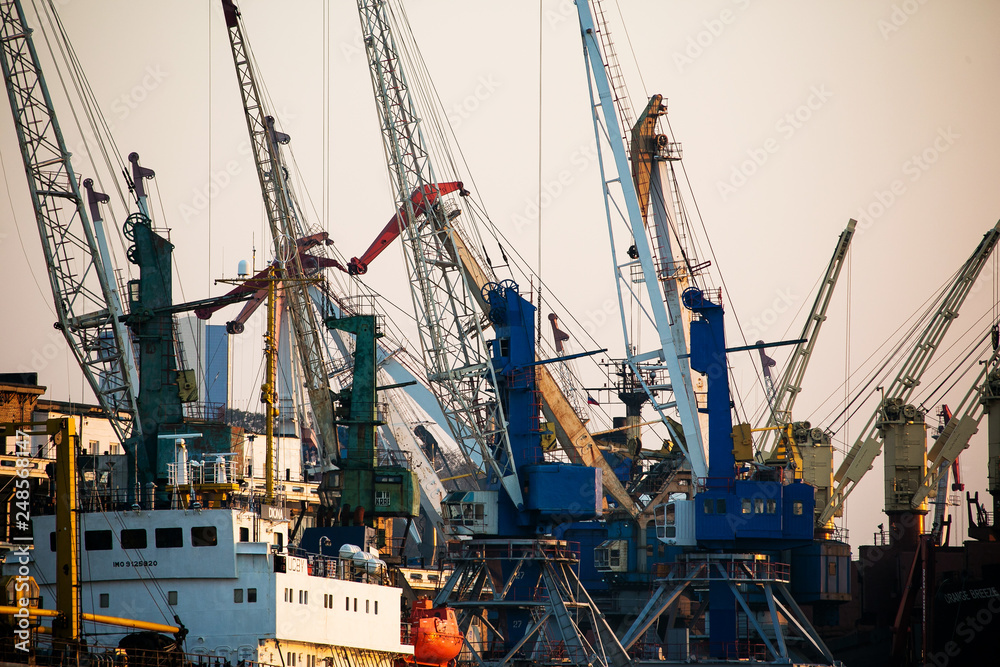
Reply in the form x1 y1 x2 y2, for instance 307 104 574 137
813 264 966 434
537 0 544 346
0 148 53 313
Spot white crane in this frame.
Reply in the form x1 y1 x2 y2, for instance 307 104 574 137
820 221 1000 526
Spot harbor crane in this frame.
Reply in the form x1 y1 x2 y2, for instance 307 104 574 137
759 220 856 460
355 0 521 511
355 2 635 665
821 222 1000 537
574 1 707 482
221 0 343 503
0 0 141 458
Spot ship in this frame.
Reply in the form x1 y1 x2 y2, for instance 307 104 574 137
0 384 437 667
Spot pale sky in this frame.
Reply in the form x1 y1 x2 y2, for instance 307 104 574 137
2 0 999 548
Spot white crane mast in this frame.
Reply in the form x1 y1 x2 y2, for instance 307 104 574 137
574 0 707 479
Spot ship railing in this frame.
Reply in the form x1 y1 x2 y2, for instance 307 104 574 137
629 641 663 661
656 556 791 584
182 401 227 422
282 548 391 586
167 456 241 487
686 640 767 662
446 539 580 564
829 525 850 543
376 446 411 469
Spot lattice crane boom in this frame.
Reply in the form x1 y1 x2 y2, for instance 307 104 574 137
909 347 999 510
761 219 856 457
221 1 340 479
820 221 1000 525
0 0 141 445
357 0 522 509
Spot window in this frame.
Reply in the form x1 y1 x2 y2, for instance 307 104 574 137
121 529 147 549
49 532 56 552
715 499 727 514
248 588 257 603
239 527 250 542
741 499 752 515
167 591 178 606
84 530 113 551
298 590 308 604
766 499 777 514
703 499 713 514
354 598 357 612
375 600 379 615
155 527 183 548
754 498 764 514
828 561 837 576
109 442 120 455
663 504 676 525
366 599 370 614
792 501 804 516
346 596 350 611
87 440 99 455
191 526 218 547
234 589 244 603
99 593 109 608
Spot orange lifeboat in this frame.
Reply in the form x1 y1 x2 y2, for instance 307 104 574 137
401 598 463 667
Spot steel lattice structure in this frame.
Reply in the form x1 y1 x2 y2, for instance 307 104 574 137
0 0 140 446
357 0 521 508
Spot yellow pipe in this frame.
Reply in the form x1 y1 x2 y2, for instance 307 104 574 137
0 606 58 617
0 607 179 633
438 472 476 482
82 613 180 634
